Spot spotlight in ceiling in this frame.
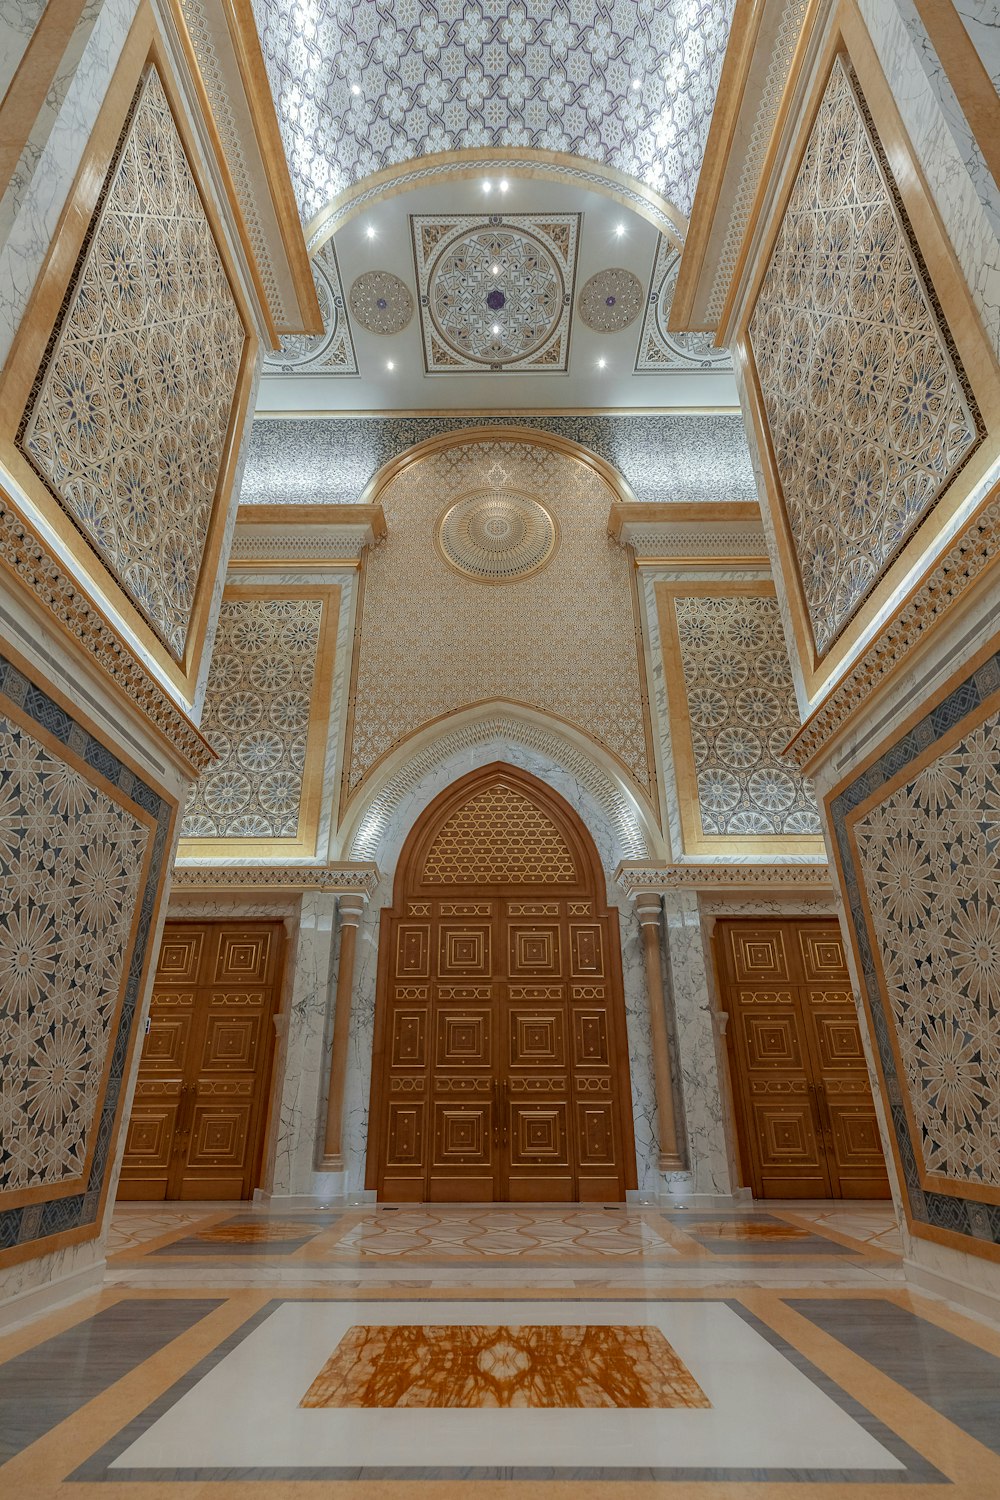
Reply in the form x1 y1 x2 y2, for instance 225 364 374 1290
614 223 625 237
597 357 607 369
482 180 492 193
499 178 509 192
631 78 642 90
491 264 499 275
386 359 395 371
350 83 361 96
365 224 375 239
492 323 501 335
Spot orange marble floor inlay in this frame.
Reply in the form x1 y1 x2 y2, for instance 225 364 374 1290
192 1222 312 1244
300 1324 711 1410
686 1221 809 1241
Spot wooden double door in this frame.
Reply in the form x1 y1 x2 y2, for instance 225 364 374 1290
367 766 637 1203
118 922 284 1200
716 919 890 1199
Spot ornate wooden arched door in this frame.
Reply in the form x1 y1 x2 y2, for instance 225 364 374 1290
366 764 637 1202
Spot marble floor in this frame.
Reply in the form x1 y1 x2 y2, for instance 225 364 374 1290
3 1199 1000 1496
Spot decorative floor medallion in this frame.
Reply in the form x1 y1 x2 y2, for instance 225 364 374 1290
300 1323 710 1409
411 213 579 373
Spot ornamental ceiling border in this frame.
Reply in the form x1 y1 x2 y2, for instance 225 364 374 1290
342 706 660 868
305 151 687 256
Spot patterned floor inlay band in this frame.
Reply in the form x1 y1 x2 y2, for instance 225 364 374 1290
300 1323 710 1410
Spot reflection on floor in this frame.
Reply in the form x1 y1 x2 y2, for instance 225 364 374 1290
3 1199 1000 1496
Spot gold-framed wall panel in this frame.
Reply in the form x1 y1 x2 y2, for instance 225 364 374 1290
0 635 178 1267
177 581 341 860
656 578 826 858
0 1 260 708
733 0 1000 709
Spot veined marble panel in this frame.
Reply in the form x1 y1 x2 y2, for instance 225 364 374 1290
0 648 173 1266
748 56 982 658
14 63 247 660
830 639 1000 1254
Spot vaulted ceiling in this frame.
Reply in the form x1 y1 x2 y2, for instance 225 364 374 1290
252 0 736 227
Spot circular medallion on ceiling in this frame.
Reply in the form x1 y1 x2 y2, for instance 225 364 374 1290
576 268 644 332
349 271 414 334
428 228 564 365
436 489 559 583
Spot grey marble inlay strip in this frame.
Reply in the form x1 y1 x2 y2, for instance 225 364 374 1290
790 1298 1000 1458
73 1297 944 1485
0 1298 223 1463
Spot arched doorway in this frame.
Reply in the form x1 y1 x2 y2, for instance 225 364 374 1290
366 764 637 1203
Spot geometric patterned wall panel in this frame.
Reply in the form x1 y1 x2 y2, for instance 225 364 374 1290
0 651 173 1265
830 643 1000 1255
15 65 247 661
748 57 982 657
657 584 821 851
420 782 577 885
180 588 338 851
346 440 652 801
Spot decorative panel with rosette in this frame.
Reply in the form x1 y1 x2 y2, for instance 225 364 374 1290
830 639 1000 1257
0 18 255 699
747 54 985 662
656 582 823 856
0 649 174 1267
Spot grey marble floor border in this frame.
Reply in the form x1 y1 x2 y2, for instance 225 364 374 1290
68 1295 946 1485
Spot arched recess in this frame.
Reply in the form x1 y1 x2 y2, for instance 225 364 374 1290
366 763 638 1203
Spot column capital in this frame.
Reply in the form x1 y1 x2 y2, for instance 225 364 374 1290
337 893 367 927
632 890 664 927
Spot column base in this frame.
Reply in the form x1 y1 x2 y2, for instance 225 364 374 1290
658 1152 686 1171
317 1153 345 1170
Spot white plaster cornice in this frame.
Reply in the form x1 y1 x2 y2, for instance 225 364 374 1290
615 861 832 896
170 862 381 895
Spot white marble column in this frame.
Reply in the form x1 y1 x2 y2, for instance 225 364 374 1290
319 893 367 1168
661 888 739 1199
632 892 685 1171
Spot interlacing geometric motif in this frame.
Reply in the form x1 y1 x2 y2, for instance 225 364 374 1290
672 595 820 836
182 598 324 839
16 66 246 659
252 0 735 222
748 58 980 656
421 783 577 883
853 710 1000 1189
347 441 651 794
0 719 149 1194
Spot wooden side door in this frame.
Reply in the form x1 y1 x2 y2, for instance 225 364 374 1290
118 921 284 1201
718 921 833 1198
796 925 891 1199
570 906 633 1203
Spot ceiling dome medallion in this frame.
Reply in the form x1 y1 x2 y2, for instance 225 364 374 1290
429 228 564 365
349 271 414 334
577 268 644 332
436 489 559 583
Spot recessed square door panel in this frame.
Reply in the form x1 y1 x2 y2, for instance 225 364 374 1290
576 1102 616 1164
570 925 604 976
573 1010 610 1066
508 924 561 976
799 928 848 981
834 1107 884 1161
155 932 204 982
396 925 431 977
438 924 491 976
215 929 274 982
508 1006 565 1067
142 1010 192 1071
729 926 791 982
433 1104 491 1165
813 1012 866 1069
510 1104 568 1164
391 1009 428 1068
122 1106 173 1169
186 1103 250 1168
386 1102 425 1166
435 1007 491 1067
751 1103 822 1168
742 1011 804 1070
201 1011 262 1071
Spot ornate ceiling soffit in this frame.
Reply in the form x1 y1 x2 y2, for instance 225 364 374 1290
0 495 214 776
253 1 735 230
608 501 768 565
615 861 832 895
671 0 813 334
635 236 732 372
262 240 358 375
174 0 321 339
171 862 381 894
230 503 387 566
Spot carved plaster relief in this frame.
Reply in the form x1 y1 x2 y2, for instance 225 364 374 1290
748 57 981 657
15 64 247 660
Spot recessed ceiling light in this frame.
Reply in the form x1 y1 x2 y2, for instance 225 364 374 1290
365 225 375 239
483 180 492 193
631 78 642 90
598 357 607 369
491 264 499 275
386 359 395 371
614 223 625 237
492 323 501 335
499 178 509 192
350 83 361 96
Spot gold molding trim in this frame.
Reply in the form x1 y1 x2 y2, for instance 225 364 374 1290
237 504 387 537
304 148 688 253
656 578 826 859
171 862 380 894
0 3 260 707
912 0 1000 194
608 502 761 539
177 582 341 860
0 489 215 776
615 860 832 895
0 1 89 202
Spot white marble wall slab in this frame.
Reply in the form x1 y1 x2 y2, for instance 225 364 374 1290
0 1 57 107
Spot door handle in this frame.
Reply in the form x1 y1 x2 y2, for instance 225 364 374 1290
816 1080 835 1141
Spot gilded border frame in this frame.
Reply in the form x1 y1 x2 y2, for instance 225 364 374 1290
177 581 341 860
0 1 259 706
733 0 1000 708
0 641 176 1268
655 578 826 858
